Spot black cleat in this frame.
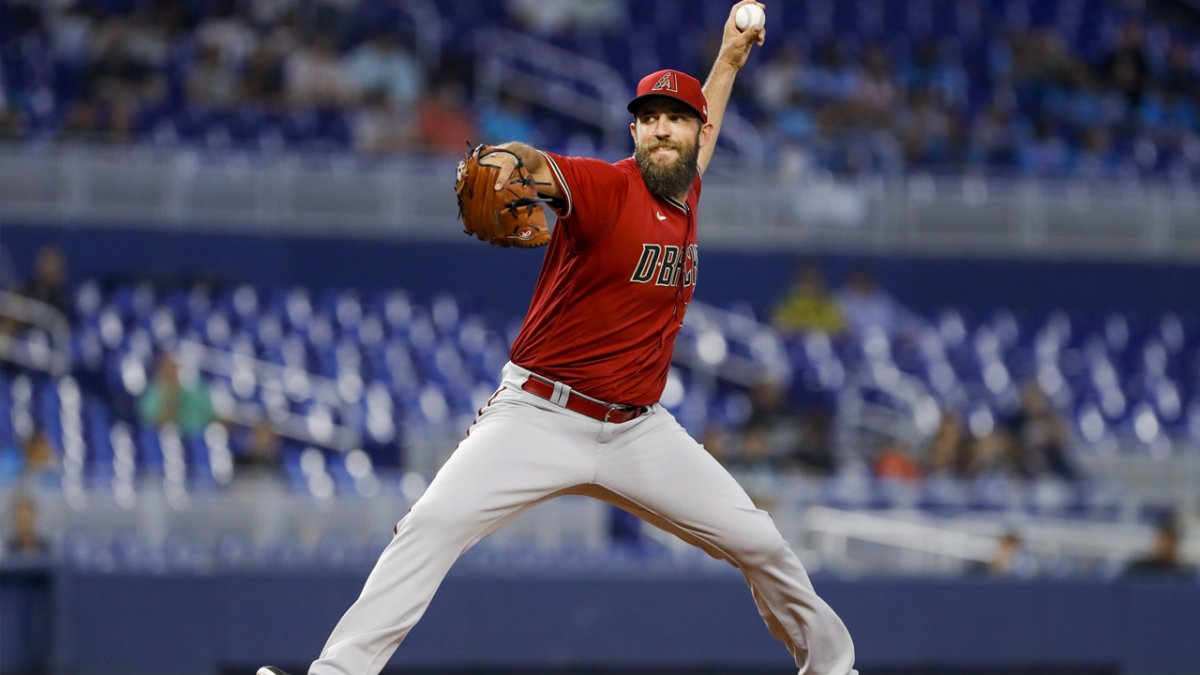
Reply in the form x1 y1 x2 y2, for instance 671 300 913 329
256 668 290 675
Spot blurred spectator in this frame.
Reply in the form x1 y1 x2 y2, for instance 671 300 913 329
247 0 295 29
568 0 628 32
897 87 955 166
343 30 423 107
847 44 898 129
232 421 283 475
1075 126 1122 179
835 268 910 338
507 0 627 35
701 423 735 466
737 379 798 471
772 91 819 145
5 0 1200 178
195 0 257 68
0 106 27 140
57 98 102 143
48 2 97 68
86 18 160 102
295 0 353 37
969 530 1037 578
137 353 215 436
1068 72 1128 130
900 39 967 108
1162 41 1199 101
4 492 51 559
969 98 1026 168
104 91 139 143
17 245 71 317
414 81 476 154
739 378 835 475
3 244 72 336
1102 19 1150 108
1138 84 1198 140
352 89 415 155
188 44 240 106
1123 517 1195 579
926 409 977 477
769 263 846 337
1020 115 1073 175
0 428 61 488
874 442 921 482
285 33 355 107
808 39 857 101
755 47 807 113
240 44 287 106
997 381 1079 481
478 92 538 144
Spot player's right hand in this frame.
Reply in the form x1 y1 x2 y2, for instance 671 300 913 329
717 1 766 70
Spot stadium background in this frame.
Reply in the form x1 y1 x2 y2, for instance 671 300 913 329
1 0 1199 673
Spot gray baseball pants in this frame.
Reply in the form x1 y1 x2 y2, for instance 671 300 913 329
309 362 857 675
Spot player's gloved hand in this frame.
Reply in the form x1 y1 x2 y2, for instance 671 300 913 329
454 144 551 248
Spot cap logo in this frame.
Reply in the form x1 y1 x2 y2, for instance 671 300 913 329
651 71 678 93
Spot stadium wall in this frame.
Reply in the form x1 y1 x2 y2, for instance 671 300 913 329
3 563 1199 674
3 222 1198 319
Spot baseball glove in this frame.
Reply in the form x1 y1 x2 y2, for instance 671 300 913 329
455 144 550 248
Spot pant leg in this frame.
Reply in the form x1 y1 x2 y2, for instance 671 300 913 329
309 387 597 675
591 408 858 675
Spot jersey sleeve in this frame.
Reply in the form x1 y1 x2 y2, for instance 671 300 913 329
539 152 628 248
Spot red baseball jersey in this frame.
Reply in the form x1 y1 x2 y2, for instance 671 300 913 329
509 152 701 406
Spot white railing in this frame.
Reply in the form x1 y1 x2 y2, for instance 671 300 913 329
833 360 942 464
800 504 1200 576
175 339 362 452
674 300 789 387
472 28 765 158
398 0 442 73
4 143 1197 259
0 291 71 376
474 28 630 150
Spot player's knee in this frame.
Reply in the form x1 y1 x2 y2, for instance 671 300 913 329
723 519 789 566
404 501 479 539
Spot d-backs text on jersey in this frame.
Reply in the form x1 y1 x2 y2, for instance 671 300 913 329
630 243 699 287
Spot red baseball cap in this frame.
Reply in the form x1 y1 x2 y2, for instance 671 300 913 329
627 69 708 123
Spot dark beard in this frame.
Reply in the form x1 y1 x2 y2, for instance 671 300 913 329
635 139 699 199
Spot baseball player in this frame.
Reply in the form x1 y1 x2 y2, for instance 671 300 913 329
260 3 857 674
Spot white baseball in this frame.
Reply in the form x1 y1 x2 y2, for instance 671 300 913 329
735 3 766 31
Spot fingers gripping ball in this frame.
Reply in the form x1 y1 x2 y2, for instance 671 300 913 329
735 3 766 31
455 144 551 248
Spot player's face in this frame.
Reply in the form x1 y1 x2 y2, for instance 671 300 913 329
631 99 703 199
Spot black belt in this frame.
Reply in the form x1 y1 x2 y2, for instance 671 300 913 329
520 374 649 423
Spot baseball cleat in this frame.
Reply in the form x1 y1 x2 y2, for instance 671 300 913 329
256 668 290 675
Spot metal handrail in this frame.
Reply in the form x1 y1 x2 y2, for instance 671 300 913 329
472 28 765 158
399 0 442 72
3 143 1199 260
835 363 942 459
175 339 361 452
674 300 789 387
474 28 630 149
801 504 1200 574
0 290 71 376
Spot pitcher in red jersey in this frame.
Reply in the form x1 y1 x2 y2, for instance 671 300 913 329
259 4 857 675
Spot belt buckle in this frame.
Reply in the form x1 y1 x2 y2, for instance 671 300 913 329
604 404 641 423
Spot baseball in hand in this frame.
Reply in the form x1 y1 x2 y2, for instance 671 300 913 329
735 3 766 31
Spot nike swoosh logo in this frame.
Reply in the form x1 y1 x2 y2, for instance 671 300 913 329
656 212 667 221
